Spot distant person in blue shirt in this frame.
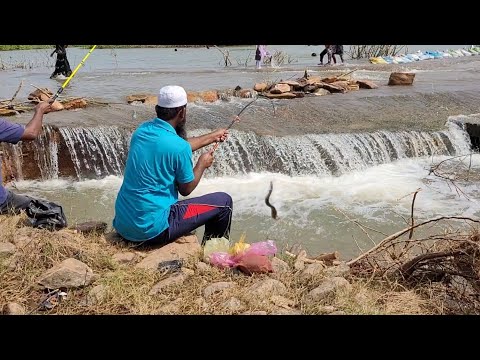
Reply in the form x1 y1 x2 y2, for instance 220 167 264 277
113 85 233 247
0 101 53 214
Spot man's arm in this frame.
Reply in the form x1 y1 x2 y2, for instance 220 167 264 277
22 102 52 140
177 150 214 196
188 128 228 152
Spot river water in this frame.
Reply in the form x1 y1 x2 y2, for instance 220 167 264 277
1 45 479 259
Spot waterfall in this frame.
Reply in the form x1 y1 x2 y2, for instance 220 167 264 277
0 118 472 181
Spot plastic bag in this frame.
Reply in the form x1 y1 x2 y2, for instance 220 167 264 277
244 240 277 257
203 237 231 262
208 240 278 271
229 234 250 255
209 252 236 268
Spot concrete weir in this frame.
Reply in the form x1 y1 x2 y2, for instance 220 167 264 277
449 114 480 152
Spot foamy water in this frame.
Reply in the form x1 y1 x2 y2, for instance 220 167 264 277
9 155 480 258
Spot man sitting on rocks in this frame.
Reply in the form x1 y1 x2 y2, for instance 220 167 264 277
113 85 234 247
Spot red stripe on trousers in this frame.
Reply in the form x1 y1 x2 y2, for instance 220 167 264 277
183 204 216 219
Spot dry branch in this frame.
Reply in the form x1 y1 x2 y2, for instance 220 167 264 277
347 216 480 266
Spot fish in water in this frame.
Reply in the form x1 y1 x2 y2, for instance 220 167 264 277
265 181 278 220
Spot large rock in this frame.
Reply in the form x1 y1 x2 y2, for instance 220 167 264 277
254 83 268 92
247 279 287 299
3 302 26 315
356 79 379 89
305 277 351 304
135 235 201 270
62 98 88 110
270 83 291 94
38 258 95 289
187 91 219 103
388 72 415 86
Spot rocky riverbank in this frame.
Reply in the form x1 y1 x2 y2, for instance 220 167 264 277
2 213 479 315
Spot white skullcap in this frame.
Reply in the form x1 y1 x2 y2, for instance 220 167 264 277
157 85 188 108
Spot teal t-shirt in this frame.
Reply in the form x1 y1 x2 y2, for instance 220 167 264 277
113 118 194 241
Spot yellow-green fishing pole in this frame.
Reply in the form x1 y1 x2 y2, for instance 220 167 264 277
49 45 97 102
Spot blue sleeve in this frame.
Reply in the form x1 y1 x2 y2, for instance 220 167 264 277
0 118 25 144
175 143 195 184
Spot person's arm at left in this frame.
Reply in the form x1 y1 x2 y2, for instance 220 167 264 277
188 128 228 152
21 101 52 140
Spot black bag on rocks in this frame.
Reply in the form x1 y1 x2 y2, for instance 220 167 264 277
24 198 68 231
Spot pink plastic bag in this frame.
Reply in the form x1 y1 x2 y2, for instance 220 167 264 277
209 240 277 270
243 240 277 257
208 252 236 268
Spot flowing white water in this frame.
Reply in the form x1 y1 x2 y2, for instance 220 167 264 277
9 154 480 259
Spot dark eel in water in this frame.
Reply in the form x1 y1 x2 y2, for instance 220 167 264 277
265 181 278 220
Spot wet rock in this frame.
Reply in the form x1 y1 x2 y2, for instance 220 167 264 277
126 94 156 104
356 79 379 89
74 221 107 235
263 92 296 99
388 72 415 86
187 91 219 103
270 83 291 94
254 83 268 92
62 98 88 110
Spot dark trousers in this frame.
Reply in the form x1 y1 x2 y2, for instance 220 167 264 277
0 190 32 215
320 48 336 64
131 192 233 248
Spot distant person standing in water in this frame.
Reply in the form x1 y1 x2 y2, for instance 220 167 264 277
50 45 72 79
255 45 272 69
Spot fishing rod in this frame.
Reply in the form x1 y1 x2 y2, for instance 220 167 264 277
49 45 97 103
212 97 258 152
